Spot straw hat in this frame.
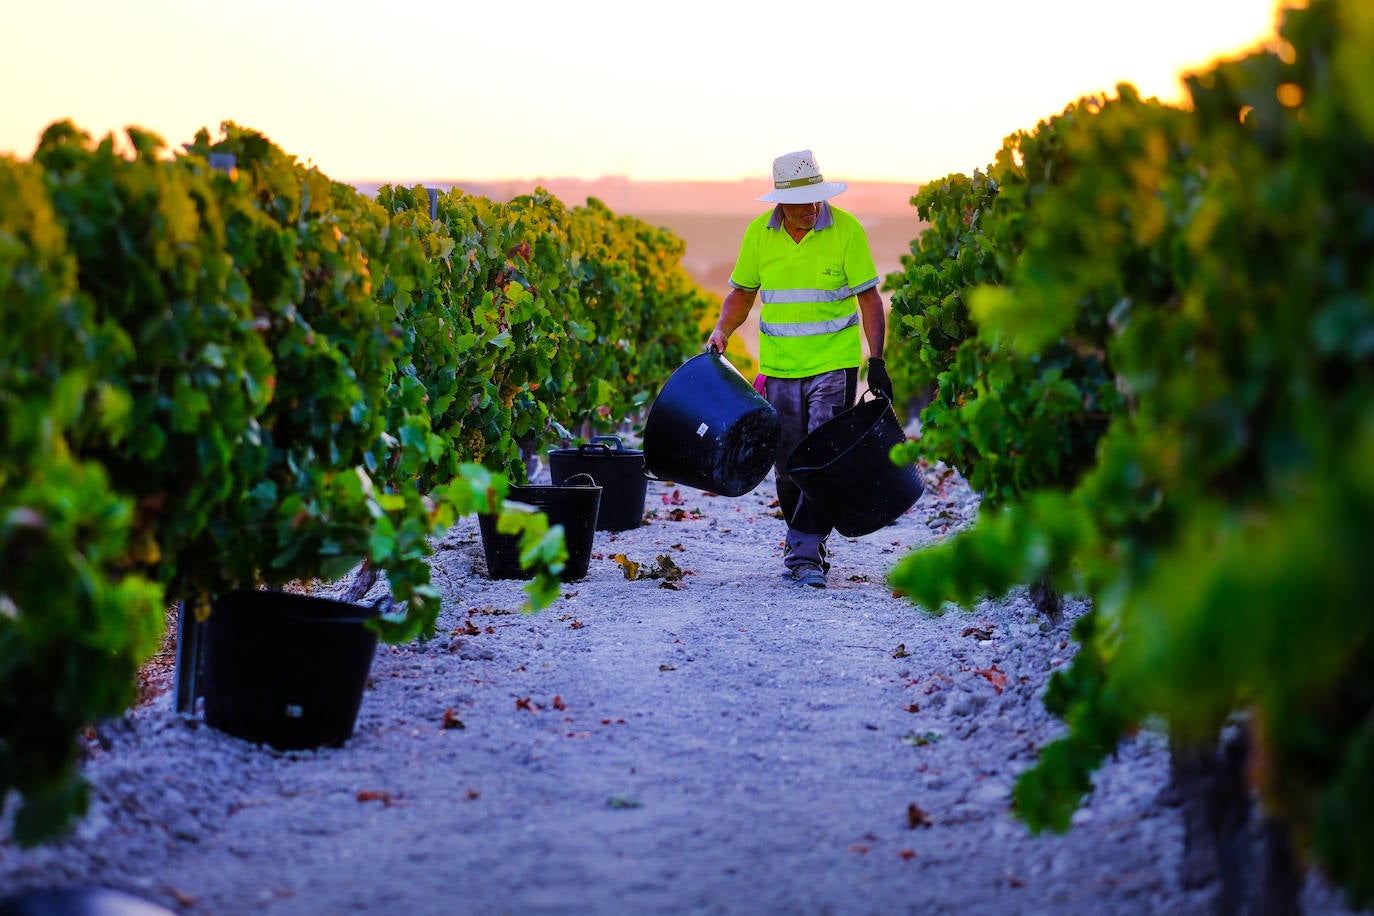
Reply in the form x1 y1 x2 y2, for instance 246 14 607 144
757 149 848 204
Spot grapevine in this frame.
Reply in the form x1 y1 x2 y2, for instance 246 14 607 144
887 0 1374 903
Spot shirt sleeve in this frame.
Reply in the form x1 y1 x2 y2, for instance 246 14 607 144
728 217 763 291
844 217 880 294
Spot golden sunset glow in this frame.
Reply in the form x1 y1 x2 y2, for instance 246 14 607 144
1 0 1284 185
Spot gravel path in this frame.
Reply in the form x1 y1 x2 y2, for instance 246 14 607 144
0 465 1360 915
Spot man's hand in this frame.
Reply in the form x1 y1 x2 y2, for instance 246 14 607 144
866 357 893 400
709 289 757 355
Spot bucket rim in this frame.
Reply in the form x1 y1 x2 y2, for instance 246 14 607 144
784 393 901 476
211 589 380 624
547 434 643 458
643 350 750 424
510 479 603 496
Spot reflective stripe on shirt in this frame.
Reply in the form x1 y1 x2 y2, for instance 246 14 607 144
760 313 860 338
762 286 857 304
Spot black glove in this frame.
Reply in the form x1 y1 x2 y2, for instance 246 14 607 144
866 357 893 400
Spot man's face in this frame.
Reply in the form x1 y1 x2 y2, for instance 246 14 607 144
780 202 821 234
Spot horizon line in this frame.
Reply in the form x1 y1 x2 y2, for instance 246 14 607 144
343 174 925 188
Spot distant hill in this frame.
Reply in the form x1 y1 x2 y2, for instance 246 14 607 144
350 175 920 217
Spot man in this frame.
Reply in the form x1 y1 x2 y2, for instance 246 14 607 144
706 150 892 588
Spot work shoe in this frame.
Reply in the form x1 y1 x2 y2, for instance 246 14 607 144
789 563 827 589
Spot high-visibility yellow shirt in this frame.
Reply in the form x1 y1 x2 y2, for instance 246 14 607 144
728 203 879 378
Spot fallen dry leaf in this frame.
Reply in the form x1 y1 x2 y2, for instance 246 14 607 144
357 790 395 806
440 708 466 730
168 887 198 907
907 803 933 829
654 555 685 579
613 553 688 584
975 665 1008 694
611 553 641 580
471 605 515 617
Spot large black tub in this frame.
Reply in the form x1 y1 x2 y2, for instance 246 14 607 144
202 590 380 751
784 392 924 537
547 436 646 531
642 351 780 497
478 475 602 581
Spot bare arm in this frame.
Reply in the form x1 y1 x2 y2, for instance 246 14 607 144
857 286 886 360
707 287 758 353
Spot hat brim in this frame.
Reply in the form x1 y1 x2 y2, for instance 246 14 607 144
756 180 847 204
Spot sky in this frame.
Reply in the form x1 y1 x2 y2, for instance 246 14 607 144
2 0 1284 187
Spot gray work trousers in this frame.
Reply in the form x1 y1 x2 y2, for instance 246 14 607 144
765 368 858 570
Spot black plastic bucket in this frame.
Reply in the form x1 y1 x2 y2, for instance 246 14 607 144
478 475 601 581
0 887 177 916
202 590 379 751
642 351 781 497
784 392 924 537
547 436 646 531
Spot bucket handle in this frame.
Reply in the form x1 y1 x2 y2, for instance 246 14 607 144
583 435 626 453
561 472 599 488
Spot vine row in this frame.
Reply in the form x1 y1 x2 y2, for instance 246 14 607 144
0 121 710 845
884 0 1373 905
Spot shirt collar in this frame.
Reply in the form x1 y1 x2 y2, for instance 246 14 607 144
766 201 835 231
